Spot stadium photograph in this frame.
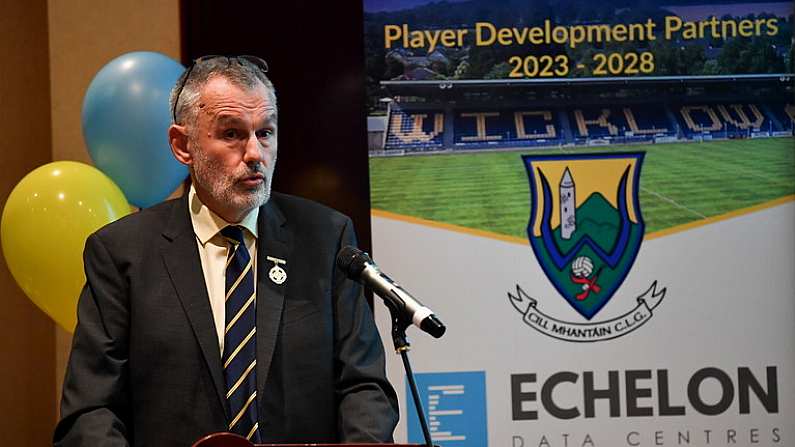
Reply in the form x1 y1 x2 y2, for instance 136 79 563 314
364 0 794 240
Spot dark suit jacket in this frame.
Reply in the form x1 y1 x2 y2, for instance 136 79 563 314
54 192 399 446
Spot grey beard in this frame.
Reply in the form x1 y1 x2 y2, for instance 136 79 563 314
191 152 274 215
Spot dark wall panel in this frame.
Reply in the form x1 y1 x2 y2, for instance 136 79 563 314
182 1 373 252
0 0 56 443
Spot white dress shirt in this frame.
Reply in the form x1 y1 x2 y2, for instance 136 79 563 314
188 184 258 354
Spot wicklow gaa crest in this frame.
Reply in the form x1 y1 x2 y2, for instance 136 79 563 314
509 153 665 342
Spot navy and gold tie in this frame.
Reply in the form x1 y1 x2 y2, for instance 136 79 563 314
220 226 261 442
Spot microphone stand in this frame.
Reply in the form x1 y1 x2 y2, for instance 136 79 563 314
384 300 435 447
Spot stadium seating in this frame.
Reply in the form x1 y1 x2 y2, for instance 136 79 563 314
569 106 672 143
623 106 671 136
456 111 503 142
766 103 795 133
571 107 622 138
384 107 445 150
674 103 779 138
380 101 793 151
514 111 557 140
452 109 563 149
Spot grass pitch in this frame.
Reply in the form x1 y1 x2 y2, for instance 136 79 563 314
369 138 795 238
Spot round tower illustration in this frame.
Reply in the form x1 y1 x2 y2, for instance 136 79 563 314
560 167 576 239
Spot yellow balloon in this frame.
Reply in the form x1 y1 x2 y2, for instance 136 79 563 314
1 161 130 332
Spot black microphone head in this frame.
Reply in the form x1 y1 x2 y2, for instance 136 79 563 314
336 246 372 280
421 314 446 338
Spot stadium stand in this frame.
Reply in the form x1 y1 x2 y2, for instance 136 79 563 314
572 107 622 138
674 103 782 138
452 109 566 149
766 103 795 134
383 106 445 150
380 102 792 151
375 77 793 152
569 105 675 144
623 106 671 136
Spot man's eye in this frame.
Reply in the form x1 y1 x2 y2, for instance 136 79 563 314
223 129 239 139
256 129 274 139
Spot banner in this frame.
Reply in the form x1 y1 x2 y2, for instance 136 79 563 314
363 1 794 446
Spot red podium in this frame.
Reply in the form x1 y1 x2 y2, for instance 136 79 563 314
192 432 425 447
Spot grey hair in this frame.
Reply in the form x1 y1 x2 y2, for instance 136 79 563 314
169 56 277 127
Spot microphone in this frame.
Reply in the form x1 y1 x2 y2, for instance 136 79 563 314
336 246 446 338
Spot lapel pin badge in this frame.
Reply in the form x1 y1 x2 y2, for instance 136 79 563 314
266 256 287 285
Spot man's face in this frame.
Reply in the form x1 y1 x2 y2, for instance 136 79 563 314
188 76 277 221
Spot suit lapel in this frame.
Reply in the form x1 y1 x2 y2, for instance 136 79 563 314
255 198 291 398
160 195 228 418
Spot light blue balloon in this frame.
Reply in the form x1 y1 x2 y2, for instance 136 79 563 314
82 51 187 208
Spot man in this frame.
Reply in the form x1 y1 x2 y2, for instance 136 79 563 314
54 56 399 446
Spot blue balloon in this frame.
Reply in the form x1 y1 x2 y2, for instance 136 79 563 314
82 52 188 208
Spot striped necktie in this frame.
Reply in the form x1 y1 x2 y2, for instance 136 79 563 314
220 225 261 442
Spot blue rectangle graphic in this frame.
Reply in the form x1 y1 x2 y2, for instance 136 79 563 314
407 371 487 446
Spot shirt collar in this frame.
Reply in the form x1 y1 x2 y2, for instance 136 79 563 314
188 184 259 245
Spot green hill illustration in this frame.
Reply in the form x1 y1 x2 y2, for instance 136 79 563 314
554 192 620 253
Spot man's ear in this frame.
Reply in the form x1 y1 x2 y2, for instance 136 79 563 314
169 124 192 165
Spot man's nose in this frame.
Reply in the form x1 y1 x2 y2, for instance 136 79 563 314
243 133 266 165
